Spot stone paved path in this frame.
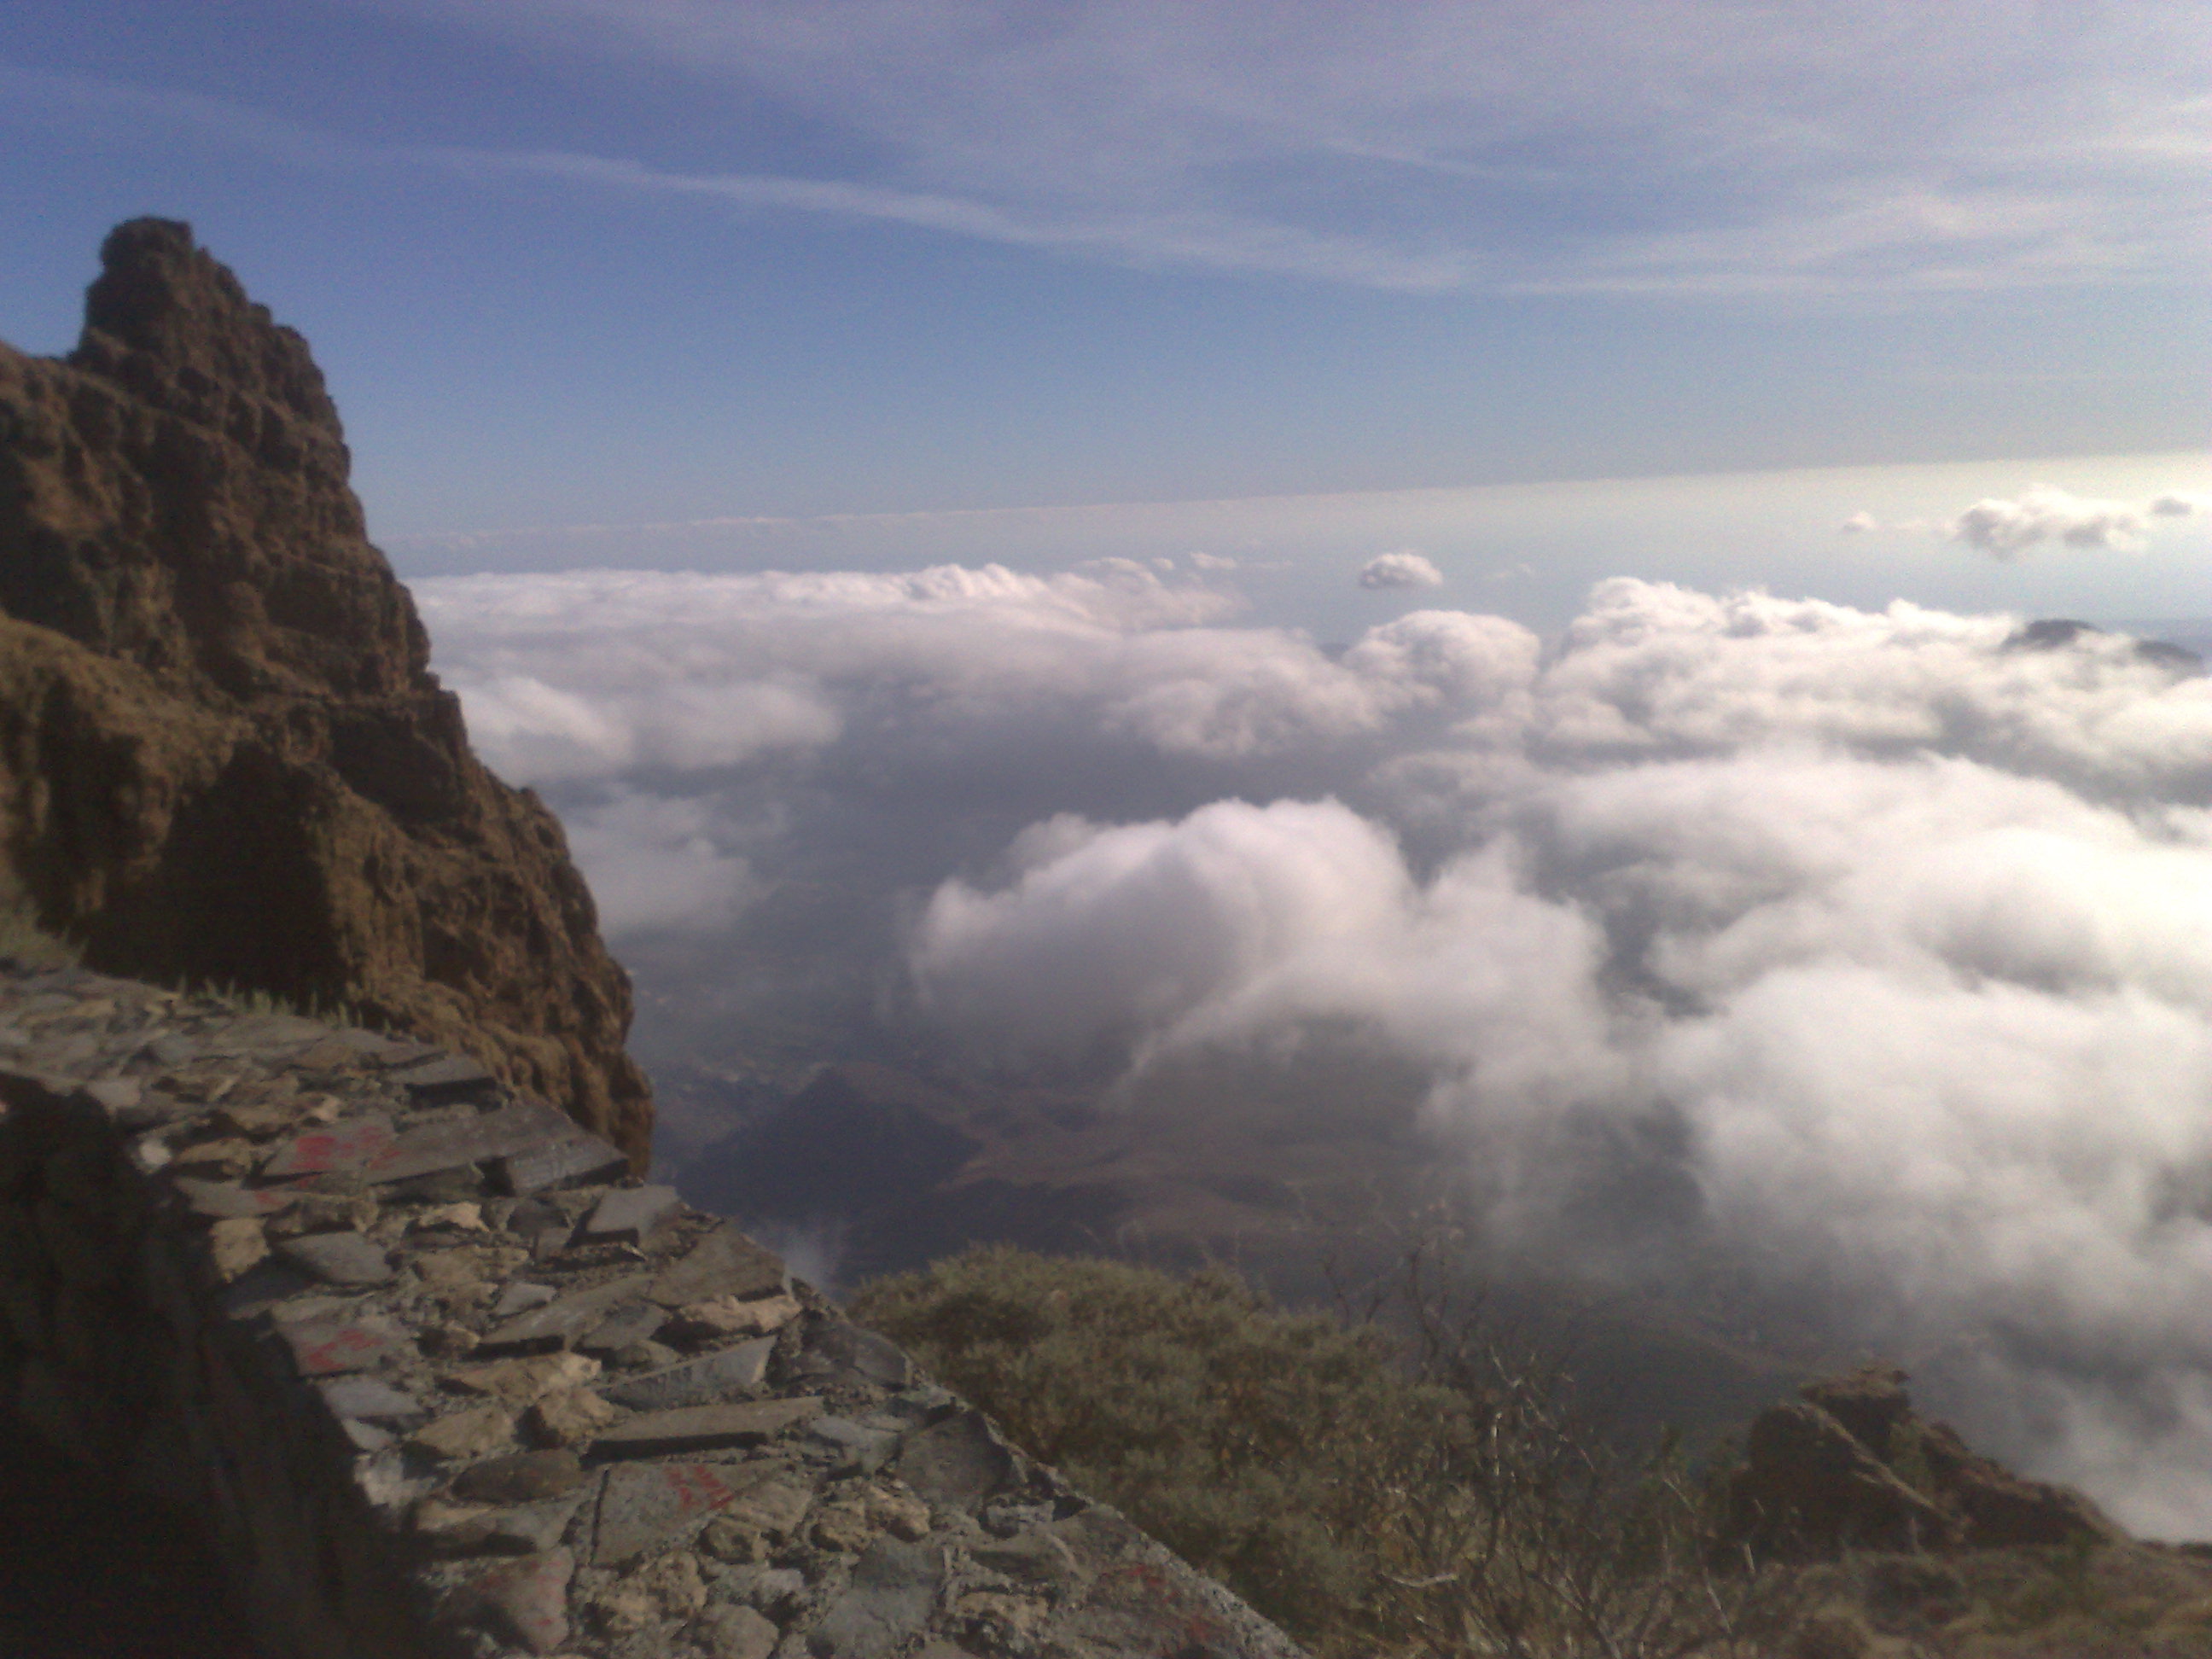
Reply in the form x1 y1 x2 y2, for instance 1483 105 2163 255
0 961 1306 1659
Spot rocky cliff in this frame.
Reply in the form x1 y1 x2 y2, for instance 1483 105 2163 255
0 219 651 1162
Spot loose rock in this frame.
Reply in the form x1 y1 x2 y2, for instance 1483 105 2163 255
444 1351 602 1407
647 1225 789 1308
276 1230 393 1287
456 1546 574 1655
522 1388 621 1449
451 1448 586 1505
591 1397 822 1459
580 1184 681 1246
204 1217 268 1282
691 1604 779 1659
409 1404 516 1462
601 1340 774 1412
592 1549 707 1634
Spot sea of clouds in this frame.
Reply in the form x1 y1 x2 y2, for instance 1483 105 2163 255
419 556 2212 1534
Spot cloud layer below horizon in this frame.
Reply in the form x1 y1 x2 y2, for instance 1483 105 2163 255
422 560 2212 1533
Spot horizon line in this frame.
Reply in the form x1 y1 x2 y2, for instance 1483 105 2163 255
377 445 2212 553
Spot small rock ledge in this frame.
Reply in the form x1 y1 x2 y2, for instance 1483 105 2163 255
1726 1364 2116 1559
0 959 1305 1659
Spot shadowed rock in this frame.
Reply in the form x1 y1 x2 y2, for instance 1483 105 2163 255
1729 1363 2116 1557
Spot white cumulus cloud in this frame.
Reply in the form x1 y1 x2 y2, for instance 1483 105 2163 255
1359 550 1446 590
562 789 759 937
1948 485 2168 559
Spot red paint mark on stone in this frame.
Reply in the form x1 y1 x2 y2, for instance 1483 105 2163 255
666 1463 739 1517
261 1115 394 1179
284 1321 398 1377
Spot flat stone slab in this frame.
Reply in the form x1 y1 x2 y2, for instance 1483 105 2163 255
317 1376 423 1423
810 1414 902 1474
492 1280 559 1318
807 1538 946 1659
452 1449 586 1505
593 1460 763 1564
648 1225 789 1307
590 1397 822 1460
261 1113 396 1179
320 1030 434 1065
577 1301 665 1355
478 1273 652 1356
493 1135 628 1196
895 1412 1018 1512
580 1184 680 1245
174 1177 296 1219
797 1320 912 1389
601 1339 774 1412
387 1053 499 1101
367 1097 579 1186
421 1492 587 1558
277 1230 394 1286
203 1013 331 1050
279 1312 409 1377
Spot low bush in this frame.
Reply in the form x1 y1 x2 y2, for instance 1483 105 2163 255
854 1243 1805 1657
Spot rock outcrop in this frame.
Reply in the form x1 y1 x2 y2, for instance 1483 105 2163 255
1728 1363 2116 1557
0 219 650 1161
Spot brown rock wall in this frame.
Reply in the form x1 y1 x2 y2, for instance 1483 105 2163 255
0 219 650 1161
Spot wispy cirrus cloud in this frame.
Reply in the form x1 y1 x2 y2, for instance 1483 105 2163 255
382 0 2212 294
22 1 2212 294
445 147 1487 290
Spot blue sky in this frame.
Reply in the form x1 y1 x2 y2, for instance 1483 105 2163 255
3 0 2206 585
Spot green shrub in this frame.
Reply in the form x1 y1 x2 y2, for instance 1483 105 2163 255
853 1244 1802 1658
853 1247 1424 1639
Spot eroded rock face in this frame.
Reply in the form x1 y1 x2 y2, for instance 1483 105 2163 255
0 218 651 1161
1728 1363 2116 1557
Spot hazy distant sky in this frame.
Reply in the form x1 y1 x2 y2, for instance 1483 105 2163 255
1 0 2205 563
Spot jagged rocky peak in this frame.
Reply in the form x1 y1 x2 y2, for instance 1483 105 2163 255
0 219 653 1162
73 217 343 438
3 217 424 703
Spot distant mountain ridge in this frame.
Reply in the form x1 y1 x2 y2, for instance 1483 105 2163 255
0 218 651 1159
